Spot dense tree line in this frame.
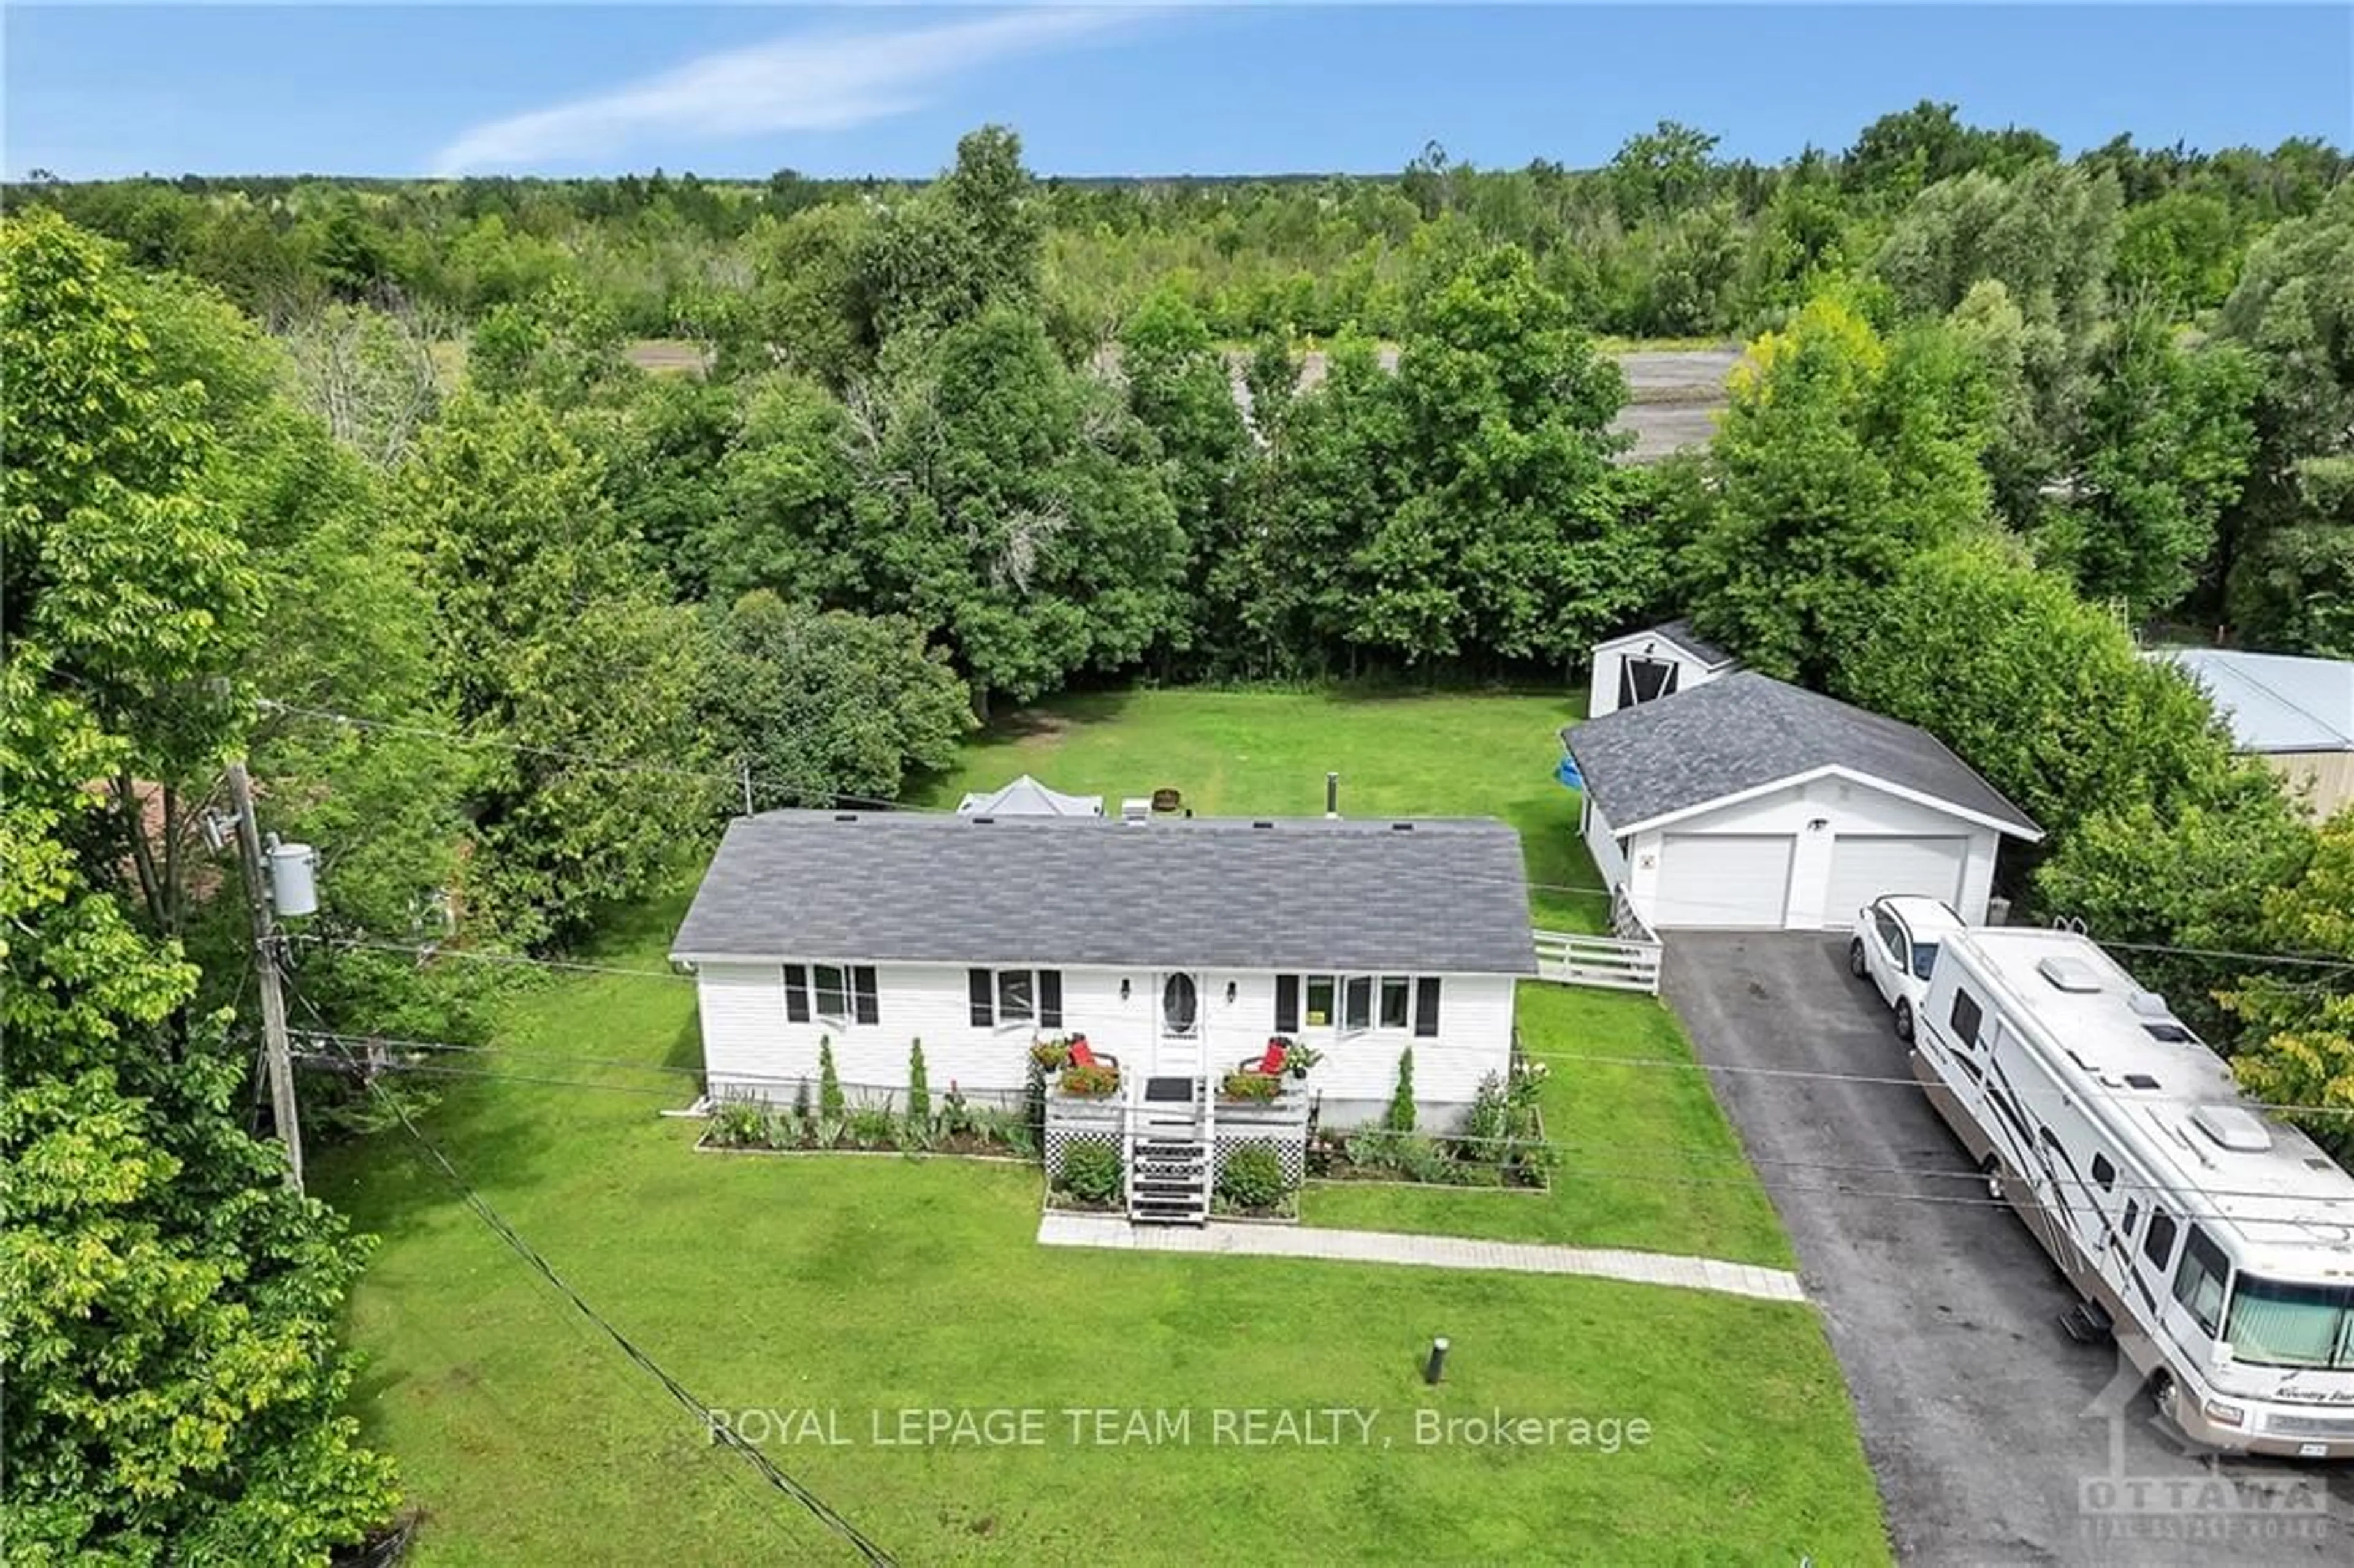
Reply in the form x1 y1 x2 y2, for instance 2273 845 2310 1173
6 107 2351 1551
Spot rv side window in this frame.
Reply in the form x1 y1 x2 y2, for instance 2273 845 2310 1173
2122 1198 2140 1236
1949 989 1984 1047
2171 1226 2230 1336
2143 1208 2179 1270
2090 1153 2116 1192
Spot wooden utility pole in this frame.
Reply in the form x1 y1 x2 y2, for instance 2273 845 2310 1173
224 758 304 1193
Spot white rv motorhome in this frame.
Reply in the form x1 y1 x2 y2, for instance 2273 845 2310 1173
1913 926 2354 1458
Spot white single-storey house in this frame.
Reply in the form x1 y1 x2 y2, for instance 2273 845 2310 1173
2152 647 2354 819
670 809 1537 1127
954 773 1103 817
1565 671 2041 931
1586 618 1740 720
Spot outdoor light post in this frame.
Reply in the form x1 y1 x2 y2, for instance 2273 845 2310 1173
1423 1336 1449 1385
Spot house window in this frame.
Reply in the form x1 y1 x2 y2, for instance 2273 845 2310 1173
815 964 848 1023
997 969 1034 1026
1305 973 1443 1036
968 968 1062 1030
1274 975 1300 1034
787 964 877 1026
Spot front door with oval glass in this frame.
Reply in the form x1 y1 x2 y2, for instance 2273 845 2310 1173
1160 972 1200 1038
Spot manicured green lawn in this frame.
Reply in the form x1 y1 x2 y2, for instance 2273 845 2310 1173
321 894 1883 1565
1301 984 1794 1268
319 690 1887 1562
917 687 1609 931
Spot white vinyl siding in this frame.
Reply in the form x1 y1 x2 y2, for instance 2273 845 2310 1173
1621 774 2009 929
1655 834 1794 927
693 961 1517 1122
1823 834 1968 926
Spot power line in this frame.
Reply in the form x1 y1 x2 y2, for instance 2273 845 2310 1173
296 1024 898 1565
1510 1043 2354 1120
292 932 696 984
290 1032 2354 1212
2085 936 2354 976
298 1048 2352 1230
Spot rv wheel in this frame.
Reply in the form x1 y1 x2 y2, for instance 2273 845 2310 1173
1894 999 1914 1042
2150 1370 2181 1428
1848 939 1868 979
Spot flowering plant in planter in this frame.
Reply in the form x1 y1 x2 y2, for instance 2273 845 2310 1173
1030 1037 1075 1072
1279 1039 1323 1081
1219 1071 1281 1102
1058 1061 1121 1097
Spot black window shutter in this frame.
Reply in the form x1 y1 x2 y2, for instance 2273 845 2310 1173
1414 977 1441 1037
1274 975 1300 1034
783 964 810 1023
1038 970 1063 1029
967 968 993 1028
852 966 879 1026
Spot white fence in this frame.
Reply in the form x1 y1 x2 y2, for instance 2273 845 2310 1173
1533 927 1663 995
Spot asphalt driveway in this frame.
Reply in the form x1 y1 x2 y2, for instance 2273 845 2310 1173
1661 932 2352 1566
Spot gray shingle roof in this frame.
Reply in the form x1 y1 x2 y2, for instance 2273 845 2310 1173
1650 618 1736 668
671 812 1537 974
1564 671 2040 839
1597 618 1737 668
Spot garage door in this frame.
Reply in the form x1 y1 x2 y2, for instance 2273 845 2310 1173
1655 834 1794 928
1823 835 1967 926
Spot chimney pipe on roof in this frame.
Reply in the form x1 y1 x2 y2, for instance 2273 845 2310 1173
1325 772 1339 820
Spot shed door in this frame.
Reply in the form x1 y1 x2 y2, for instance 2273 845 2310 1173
1823 835 1967 927
1655 834 1794 928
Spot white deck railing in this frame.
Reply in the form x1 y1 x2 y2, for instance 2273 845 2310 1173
1533 926 1663 995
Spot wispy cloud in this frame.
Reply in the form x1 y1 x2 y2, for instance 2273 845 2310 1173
430 9 1138 175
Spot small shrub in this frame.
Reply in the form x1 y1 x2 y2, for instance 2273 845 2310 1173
978 1107 1038 1159
1219 1071 1280 1101
848 1103 897 1147
1507 1056 1549 1110
1216 1144 1289 1209
1461 1071 1508 1153
939 1081 975 1139
818 1037 845 1121
1059 1062 1120 1097
906 1039 931 1127
1059 1140 1122 1203
790 1077 812 1130
1384 1048 1417 1133
711 1096 774 1149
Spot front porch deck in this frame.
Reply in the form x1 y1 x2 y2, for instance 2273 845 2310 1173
1045 1075 1311 1225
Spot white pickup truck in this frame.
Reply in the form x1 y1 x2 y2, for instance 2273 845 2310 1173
1846 895 1964 1042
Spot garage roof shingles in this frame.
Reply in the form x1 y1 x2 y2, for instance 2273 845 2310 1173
672 811 1539 975
1566 671 2040 838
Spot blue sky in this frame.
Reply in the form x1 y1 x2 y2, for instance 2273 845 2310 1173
6 5 2350 181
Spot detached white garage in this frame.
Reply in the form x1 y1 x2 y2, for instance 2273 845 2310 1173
1564 671 2040 931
